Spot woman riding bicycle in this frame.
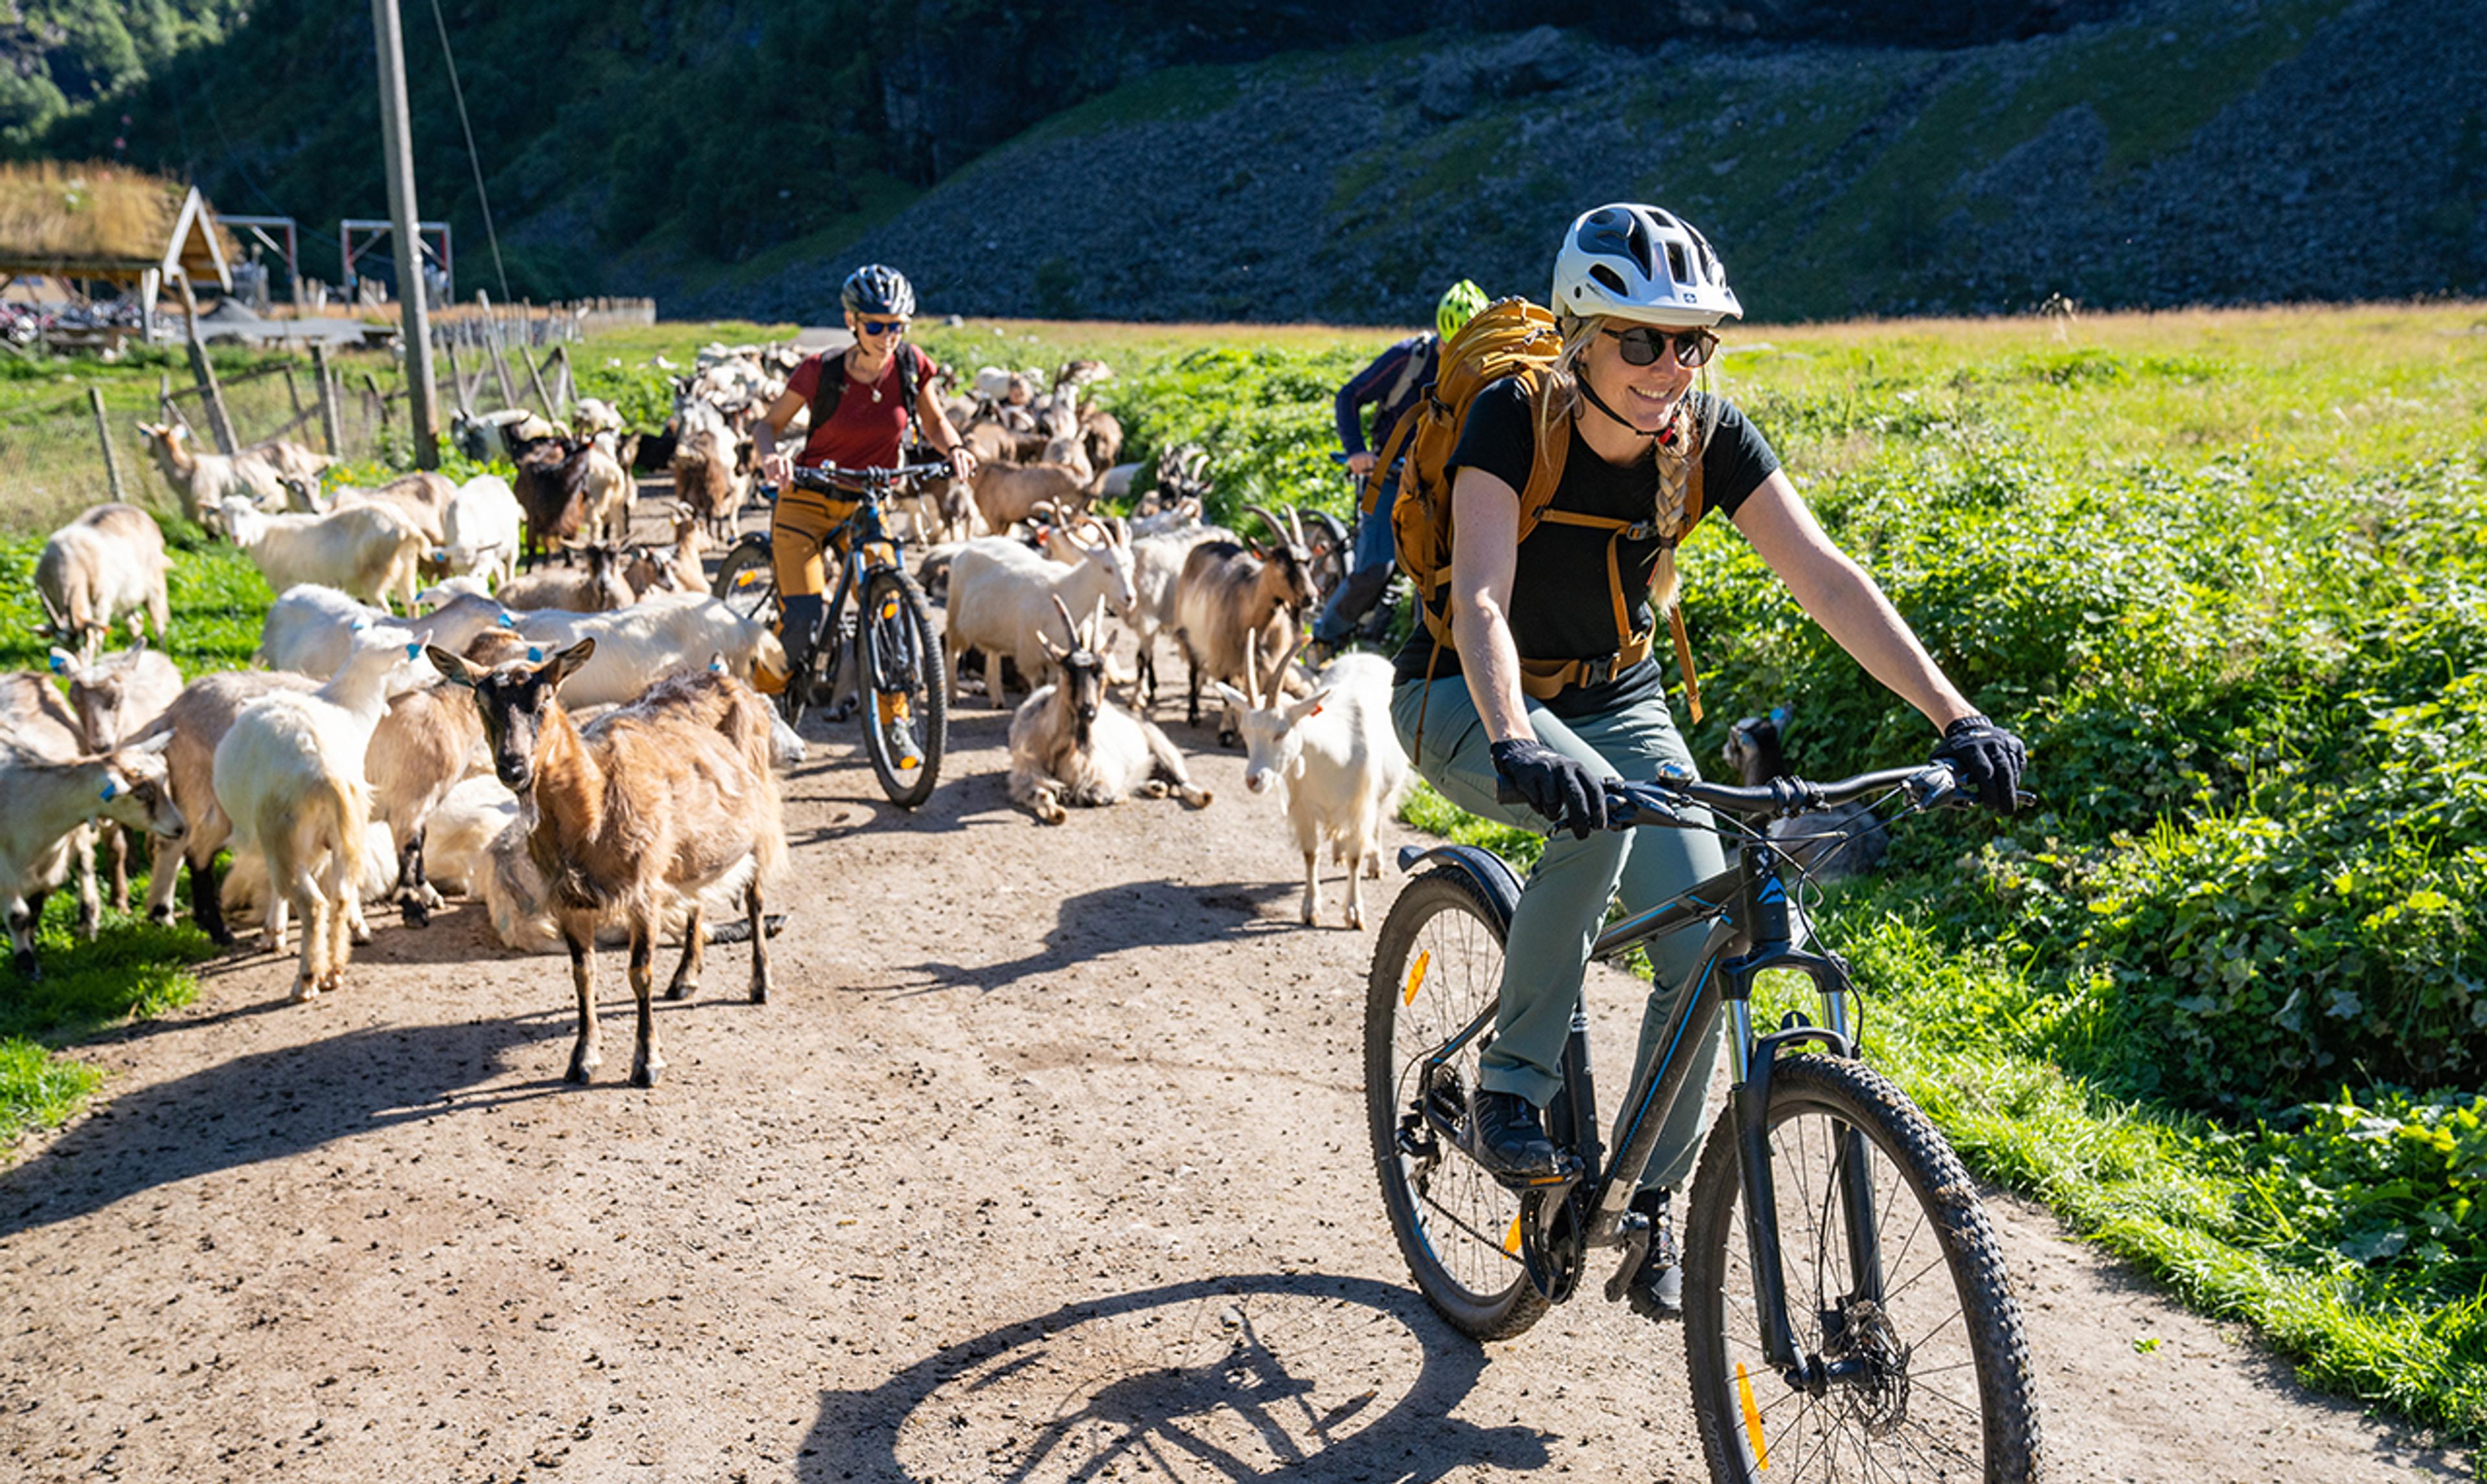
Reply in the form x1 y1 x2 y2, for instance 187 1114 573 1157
753 264 977 753
1389 203 2026 1320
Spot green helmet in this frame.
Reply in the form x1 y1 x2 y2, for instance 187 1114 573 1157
1437 279 1488 341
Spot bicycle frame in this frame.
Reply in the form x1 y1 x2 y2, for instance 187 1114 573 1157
789 466 920 662
1408 768 1941 1379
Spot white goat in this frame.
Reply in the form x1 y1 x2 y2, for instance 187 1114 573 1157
134 422 291 523
133 670 317 943
52 641 184 910
944 521 1135 708
506 593 787 708
438 475 523 588
1008 597 1211 825
258 584 512 679
220 495 426 613
34 504 171 659
212 622 431 1000
1213 636 1409 930
2 734 181 978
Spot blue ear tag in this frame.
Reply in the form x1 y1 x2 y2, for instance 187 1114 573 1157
406 642 422 659
98 778 117 803
1768 704 1791 728
528 647 543 662
709 657 726 673
48 654 65 674
350 619 368 633
500 611 518 628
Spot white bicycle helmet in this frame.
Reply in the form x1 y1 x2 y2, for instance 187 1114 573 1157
1550 203 1742 327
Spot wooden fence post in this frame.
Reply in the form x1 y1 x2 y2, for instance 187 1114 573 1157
442 337 473 418
525 342 558 418
312 341 343 456
479 293 519 410
363 372 391 439
176 277 240 455
88 385 125 502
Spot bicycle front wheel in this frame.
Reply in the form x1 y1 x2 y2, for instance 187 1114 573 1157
1363 866 1548 1341
712 532 777 620
1683 1054 2041 1484
857 568 946 809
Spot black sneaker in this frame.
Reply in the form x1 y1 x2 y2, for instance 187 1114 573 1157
1468 1088 1563 1183
1626 1187 1683 1320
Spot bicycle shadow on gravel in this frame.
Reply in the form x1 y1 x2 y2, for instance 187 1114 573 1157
865 879 1299 996
0 1008 573 1239
800 1272 1551 1484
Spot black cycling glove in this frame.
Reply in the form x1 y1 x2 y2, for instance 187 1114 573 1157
1490 737 1611 840
1931 714 2027 814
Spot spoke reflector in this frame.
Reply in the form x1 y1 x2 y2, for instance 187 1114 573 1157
881 599 900 620
1503 1211 1523 1256
1736 1362 1768 1469
1403 949 1431 1006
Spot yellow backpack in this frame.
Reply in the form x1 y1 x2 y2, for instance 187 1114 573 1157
1375 297 1707 723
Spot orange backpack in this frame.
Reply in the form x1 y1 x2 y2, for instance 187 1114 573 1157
1373 297 1707 722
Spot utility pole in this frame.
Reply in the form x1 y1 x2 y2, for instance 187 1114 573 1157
371 0 439 468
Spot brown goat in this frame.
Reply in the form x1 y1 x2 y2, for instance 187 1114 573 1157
428 640 787 1088
670 423 744 542
1172 505 1320 745
510 434 596 570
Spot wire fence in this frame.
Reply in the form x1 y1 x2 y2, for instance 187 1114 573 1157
0 388 137 535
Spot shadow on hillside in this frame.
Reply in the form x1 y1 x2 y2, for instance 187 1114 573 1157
0 1003 573 1240
856 878 1297 997
797 1272 1547 1484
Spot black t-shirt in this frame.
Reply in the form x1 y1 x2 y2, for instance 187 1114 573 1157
1392 383 1780 718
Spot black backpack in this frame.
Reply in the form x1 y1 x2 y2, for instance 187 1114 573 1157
806 342 927 433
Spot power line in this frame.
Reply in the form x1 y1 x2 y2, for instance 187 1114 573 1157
423 0 511 302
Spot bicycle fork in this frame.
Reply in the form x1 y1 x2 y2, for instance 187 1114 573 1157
1723 950 1884 1386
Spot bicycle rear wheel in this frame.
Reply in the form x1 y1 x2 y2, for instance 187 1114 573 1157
857 568 946 809
1683 1054 2040 1484
1363 866 1548 1340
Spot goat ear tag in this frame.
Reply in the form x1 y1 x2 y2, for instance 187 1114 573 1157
98 778 117 803
527 647 543 662
350 619 368 633
499 611 518 627
405 642 422 659
47 653 65 674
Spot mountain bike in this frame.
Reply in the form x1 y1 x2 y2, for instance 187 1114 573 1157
1367 761 2041 1482
711 460 951 809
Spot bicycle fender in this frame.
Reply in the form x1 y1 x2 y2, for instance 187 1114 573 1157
1394 843 1524 923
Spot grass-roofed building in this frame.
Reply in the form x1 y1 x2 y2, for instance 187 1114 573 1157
0 161 235 342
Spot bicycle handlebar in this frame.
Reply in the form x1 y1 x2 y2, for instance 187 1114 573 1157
1492 760 2025 826
786 460 954 493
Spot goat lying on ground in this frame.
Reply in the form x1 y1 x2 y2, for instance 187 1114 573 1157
1008 597 1212 825
35 503 171 659
495 541 635 612
429 642 787 1086
1214 632 1408 929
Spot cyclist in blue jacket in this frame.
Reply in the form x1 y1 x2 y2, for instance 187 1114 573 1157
1311 280 1490 658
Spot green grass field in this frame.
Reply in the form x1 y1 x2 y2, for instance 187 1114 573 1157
2 302 2481 1439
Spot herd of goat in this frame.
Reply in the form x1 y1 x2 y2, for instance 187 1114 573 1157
4 341 1857 1088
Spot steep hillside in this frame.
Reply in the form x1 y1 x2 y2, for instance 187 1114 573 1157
691 0 2487 323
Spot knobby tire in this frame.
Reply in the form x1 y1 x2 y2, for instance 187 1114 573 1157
859 569 946 809
1364 866 1549 1341
1681 1054 2041 1484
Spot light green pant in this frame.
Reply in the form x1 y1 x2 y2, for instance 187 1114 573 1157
1391 675 1728 1194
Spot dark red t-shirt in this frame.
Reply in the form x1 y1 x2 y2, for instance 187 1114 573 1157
784 345 938 470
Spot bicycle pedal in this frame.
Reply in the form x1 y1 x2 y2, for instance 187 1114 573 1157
1602 1211 1653 1305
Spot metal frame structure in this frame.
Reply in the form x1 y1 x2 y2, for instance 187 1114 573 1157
220 214 300 302
338 217 451 304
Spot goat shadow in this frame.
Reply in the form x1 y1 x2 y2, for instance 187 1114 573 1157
0 1003 572 1241
797 1272 1551 1484
859 879 1298 998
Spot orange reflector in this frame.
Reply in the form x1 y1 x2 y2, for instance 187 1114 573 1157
734 570 759 587
1503 1211 1523 1256
1736 1362 1768 1468
1402 950 1429 1006
880 599 900 620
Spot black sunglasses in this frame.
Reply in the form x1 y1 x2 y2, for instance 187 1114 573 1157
1602 325 1717 369
856 318 907 337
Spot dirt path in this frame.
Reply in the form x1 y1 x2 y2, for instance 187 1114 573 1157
0 504 2468 1483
